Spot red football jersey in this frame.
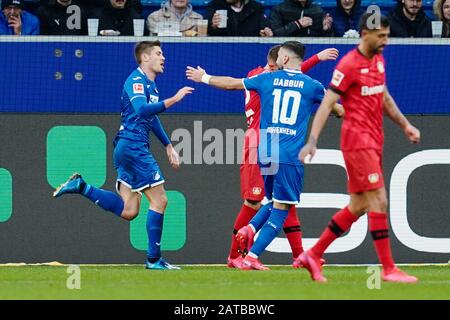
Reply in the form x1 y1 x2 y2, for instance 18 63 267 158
329 48 386 151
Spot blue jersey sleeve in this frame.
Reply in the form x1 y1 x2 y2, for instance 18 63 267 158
313 80 326 105
243 72 271 92
125 80 165 117
152 116 171 147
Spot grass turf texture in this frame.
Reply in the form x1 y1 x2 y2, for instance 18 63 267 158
0 265 448 300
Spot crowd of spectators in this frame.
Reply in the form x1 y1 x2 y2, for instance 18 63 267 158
0 0 448 37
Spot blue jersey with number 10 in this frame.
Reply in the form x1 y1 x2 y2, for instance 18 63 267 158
243 68 325 166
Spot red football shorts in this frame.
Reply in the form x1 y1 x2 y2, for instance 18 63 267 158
343 149 385 194
240 163 265 201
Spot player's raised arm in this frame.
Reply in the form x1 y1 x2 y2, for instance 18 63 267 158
301 48 339 73
186 66 245 90
383 87 420 144
299 89 341 163
163 86 195 109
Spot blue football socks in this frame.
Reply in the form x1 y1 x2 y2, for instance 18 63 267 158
248 203 273 232
147 209 164 262
82 184 124 217
250 208 288 257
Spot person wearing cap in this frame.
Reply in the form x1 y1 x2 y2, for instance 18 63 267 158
0 0 40 35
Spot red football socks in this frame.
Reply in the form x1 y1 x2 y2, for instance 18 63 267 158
229 204 258 258
368 212 395 272
312 206 359 257
283 206 303 258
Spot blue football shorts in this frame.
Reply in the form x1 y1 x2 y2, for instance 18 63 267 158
113 138 165 193
259 162 304 205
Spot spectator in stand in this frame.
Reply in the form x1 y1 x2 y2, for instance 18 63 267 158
0 0 39 35
90 0 143 36
333 0 364 37
147 0 203 36
36 0 89 35
206 0 272 37
270 0 333 37
388 0 432 37
434 0 450 37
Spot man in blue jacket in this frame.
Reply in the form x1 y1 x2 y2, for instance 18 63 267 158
0 0 40 35
333 0 365 37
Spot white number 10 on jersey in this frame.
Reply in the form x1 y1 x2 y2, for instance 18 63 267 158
272 89 302 125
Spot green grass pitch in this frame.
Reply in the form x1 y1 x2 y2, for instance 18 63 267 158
0 265 449 300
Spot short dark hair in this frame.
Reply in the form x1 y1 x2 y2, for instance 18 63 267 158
267 45 281 62
359 12 390 32
134 41 161 64
281 41 306 60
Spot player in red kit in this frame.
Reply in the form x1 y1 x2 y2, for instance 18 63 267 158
298 13 420 283
227 45 341 268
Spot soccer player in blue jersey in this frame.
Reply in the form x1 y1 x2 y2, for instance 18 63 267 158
187 41 341 270
53 41 194 270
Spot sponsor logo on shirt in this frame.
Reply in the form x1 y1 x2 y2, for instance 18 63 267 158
267 127 297 136
361 84 385 96
133 77 142 80
368 173 380 184
331 69 345 87
133 83 144 94
361 68 369 74
149 94 159 103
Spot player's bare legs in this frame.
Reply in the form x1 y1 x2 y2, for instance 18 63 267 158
143 184 168 213
117 182 141 221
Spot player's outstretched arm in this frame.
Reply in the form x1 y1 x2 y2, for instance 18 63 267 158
383 87 420 144
299 89 340 163
301 48 339 73
186 66 245 90
164 86 195 109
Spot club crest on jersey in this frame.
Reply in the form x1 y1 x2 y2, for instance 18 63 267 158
252 187 262 195
331 70 345 87
133 83 144 94
377 61 385 73
368 173 380 184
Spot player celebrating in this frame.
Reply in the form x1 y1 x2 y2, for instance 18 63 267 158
298 13 420 283
187 41 341 270
53 41 194 270
228 45 341 268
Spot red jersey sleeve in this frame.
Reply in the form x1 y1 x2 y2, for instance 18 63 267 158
301 54 320 73
329 56 355 95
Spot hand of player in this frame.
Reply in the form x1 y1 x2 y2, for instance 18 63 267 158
317 48 339 61
323 13 333 31
297 17 313 28
211 13 221 29
259 27 273 37
186 66 206 83
8 15 22 35
173 86 195 103
299 142 317 164
166 145 180 169
404 124 420 144
333 103 345 118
